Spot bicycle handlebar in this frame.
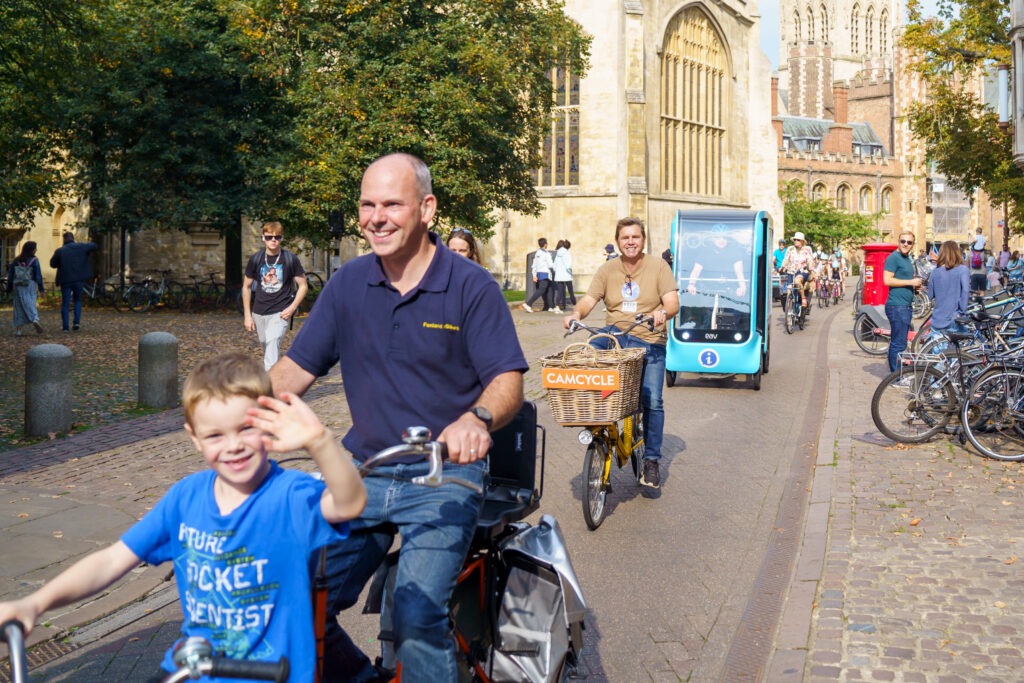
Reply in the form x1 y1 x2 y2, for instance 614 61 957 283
1 620 28 683
357 427 483 494
565 314 654 338
163 637 289 683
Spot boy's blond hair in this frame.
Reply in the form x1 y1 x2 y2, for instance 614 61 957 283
183 352 273 427
261 221 284 234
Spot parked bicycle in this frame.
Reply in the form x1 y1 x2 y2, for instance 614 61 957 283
81 276 118 307
125 270 185 312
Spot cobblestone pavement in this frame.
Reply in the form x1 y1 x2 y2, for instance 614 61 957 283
768 310 1024 683
3 302 1024 682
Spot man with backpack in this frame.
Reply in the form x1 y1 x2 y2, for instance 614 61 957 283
969 246 988 294
242 221 308 370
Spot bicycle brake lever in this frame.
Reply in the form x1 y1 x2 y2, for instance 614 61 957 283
410 441 446 488
445 477 484 495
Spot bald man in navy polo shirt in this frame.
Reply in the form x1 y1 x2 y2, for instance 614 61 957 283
270 153 527 682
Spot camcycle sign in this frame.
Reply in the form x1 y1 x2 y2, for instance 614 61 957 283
542 368 621 398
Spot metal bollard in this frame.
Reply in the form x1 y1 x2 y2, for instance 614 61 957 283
25 344 73 436
138 332 179 409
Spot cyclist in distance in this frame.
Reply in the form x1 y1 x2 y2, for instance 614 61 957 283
562 217 679 489
269 153 528 682
780 232 815 308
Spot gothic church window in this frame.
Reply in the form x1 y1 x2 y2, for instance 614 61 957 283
536 65 580 187
881 187 892 213
806 7 815 41
794 11 802 41
880 10 889 54
819 4 829 42
851 5 860 52
865 7 874 53
859 185 873 211
837 184 851 210
812 183 826 201
660 7 726 197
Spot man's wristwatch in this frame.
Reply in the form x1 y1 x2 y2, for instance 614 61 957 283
469 406 493 430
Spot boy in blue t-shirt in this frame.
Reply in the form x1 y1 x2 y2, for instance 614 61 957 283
0 353 366 682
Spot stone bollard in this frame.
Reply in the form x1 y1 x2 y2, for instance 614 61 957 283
139 332 179 409
25 344 74 436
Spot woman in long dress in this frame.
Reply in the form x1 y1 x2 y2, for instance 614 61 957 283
7 241 45 336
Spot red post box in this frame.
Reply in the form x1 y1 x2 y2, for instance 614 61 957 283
860 242 898 307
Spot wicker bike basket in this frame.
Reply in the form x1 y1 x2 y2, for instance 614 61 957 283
541 334 646 425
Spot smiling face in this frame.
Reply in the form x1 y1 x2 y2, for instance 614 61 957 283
358 155 437 266
185 395 270 496
616 223 646 262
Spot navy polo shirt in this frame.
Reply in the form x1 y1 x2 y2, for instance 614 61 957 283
286 234 528 461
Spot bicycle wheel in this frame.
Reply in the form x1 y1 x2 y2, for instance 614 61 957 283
128 287 152 312
960 369 1024 461
112 285 133 312
797 300 806 330
627 412 644 482
871 365 954 443
782 294 793 334
582 439 610 530
854 313 889 355
306 271 325 292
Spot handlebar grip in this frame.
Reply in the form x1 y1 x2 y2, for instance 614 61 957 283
209 656 290 682
2 620 28 683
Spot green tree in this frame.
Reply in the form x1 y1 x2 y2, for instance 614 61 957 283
0 0 85 228
901 0 1024 247
231 0 591 244
779 180 877 251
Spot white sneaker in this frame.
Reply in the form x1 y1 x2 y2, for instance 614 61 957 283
550 307 562 314
520 303 533 313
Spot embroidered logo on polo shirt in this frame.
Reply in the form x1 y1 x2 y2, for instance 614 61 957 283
422 322 460 331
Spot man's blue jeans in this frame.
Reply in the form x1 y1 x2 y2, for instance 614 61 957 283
60 281 84 330
885 303 913 372
595 328 666 461
320 459 486 683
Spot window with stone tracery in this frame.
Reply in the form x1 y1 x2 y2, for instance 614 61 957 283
865 7 874 53
794 10 802 41
837 184 851 210
535 65 580 187
880 10 889 54
806 7 815 41
820 4 829 41
859 185 873 212
660 7 726 197
851 5 860 52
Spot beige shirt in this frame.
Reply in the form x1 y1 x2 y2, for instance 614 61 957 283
586 255 677 344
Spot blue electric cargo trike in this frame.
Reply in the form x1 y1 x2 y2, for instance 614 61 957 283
665 209 774 390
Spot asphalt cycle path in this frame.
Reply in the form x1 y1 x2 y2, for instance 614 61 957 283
6 301 842 682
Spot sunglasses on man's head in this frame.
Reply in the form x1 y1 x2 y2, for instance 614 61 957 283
899 239 914 246
263 235 284 242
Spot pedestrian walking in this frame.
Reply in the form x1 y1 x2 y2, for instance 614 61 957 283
7 241 44 336
49 232 97 332
883 231 921 372
241 221 308 371
521 237 554 313
269 152 527 681
552 239 576 313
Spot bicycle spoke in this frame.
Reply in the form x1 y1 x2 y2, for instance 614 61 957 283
961 370 1024 461
871 366 953 443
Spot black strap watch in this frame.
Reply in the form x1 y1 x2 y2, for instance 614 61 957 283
469 406 493 430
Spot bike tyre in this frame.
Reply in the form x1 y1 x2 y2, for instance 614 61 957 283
112 285 133 312
665 370 677 387
128 287 152 312
628 412 644 482
854 313 889 355
871 365 953 443
960 369 1024 462
582 440 610 530
782 295 793 334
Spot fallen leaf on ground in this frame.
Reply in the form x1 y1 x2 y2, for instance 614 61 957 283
910 518 922 526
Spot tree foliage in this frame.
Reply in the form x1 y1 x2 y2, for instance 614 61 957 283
779 181 878 251
0 0 591 248
230 0 591 244
901 0 1024 240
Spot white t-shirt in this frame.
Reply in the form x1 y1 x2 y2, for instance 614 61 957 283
973 234 987 251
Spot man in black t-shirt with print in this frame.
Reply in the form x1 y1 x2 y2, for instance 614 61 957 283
242 221 308 370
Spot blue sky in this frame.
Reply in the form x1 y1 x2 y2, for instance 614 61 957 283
760 0 944 70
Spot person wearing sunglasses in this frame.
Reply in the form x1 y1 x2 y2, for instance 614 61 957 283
242 221 308 370
446 227 482 264
882 231 922 372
